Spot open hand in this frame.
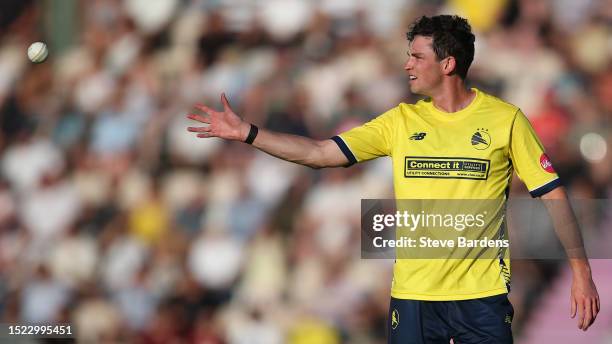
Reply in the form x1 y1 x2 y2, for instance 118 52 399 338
570 272 600 331
187 93 249 141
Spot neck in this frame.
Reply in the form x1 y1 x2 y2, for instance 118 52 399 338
429 80 475 113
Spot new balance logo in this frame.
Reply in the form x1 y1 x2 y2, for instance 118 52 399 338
409 132 427 140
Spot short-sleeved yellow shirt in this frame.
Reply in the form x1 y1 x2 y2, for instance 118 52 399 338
332 88 560 300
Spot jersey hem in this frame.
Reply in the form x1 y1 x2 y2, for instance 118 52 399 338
331 135 357 167
529 178 562 198
390 287 508 301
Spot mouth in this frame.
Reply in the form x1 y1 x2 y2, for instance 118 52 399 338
409 75 417 81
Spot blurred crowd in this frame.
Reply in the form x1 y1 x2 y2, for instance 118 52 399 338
0 0 610 343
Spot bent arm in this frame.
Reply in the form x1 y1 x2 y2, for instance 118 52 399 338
186 93 349 169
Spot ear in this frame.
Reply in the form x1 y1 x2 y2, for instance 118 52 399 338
441 56 457 76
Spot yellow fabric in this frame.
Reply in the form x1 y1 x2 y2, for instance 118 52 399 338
129 200 169 245
288 318 340 344
449 0 508 32
338 88 559 300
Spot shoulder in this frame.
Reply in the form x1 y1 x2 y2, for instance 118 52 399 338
477 89 520 117
396 101 428 117
371 104 406 122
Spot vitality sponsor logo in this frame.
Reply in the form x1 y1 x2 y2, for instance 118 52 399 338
539 153 555 173
471 128 491 150
409 132 427 140
391 309 400 330
404 157 490 180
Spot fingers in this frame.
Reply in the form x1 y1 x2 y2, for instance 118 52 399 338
576 297 598 331
186 113 212 137
187 126 211 133
187 112 210 123
194 103 216 115
582 298 599 331
577 298 584 329
590 298 598 328
221 92 232 111
570 297 576 318
192 93 231 118
188 126 214 138
582 299 593 330
188 94 231 139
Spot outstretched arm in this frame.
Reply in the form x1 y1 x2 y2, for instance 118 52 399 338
186 93 349 169
540 186 600 331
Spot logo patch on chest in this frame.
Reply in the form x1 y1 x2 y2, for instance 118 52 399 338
471 128 491 150
404 157 490 180
409 132 427 140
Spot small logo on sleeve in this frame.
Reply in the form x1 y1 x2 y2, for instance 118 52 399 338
539 153 555 173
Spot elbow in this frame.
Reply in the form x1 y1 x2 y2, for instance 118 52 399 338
302 140 346 169
304 159 347 169
304 161 326 169
302 142 328 169
285 154 326 169
287 155 326 169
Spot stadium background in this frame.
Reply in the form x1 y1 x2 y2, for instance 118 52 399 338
0 0 610 342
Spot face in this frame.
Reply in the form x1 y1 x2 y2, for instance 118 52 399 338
404 35 447 96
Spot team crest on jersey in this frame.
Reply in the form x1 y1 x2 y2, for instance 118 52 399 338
471 128 491 150
539 153 555 173
391 309 399 330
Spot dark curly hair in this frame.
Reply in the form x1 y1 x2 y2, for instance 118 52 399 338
406 15 475 79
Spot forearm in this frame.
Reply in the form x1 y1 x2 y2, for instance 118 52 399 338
569 258 592 277
540 187 589 265
250 128 325 168
237 123 345 169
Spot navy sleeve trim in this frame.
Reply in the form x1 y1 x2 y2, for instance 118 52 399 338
331 136 357 167
529 178 562 198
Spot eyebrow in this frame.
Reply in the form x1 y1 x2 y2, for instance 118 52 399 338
408 51 425 57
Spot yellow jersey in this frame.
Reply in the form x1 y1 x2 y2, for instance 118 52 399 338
332 88 560 300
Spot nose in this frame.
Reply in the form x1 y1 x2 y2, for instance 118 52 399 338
404 57 414 71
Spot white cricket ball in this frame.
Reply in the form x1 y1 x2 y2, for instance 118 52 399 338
27 42 49 63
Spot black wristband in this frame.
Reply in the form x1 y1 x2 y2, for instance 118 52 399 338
244 124 258 144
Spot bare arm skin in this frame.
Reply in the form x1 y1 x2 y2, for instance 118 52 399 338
540 186 600 331
186 93 349 169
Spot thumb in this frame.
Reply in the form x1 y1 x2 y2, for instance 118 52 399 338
221 93 232 111
570 297 577 318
